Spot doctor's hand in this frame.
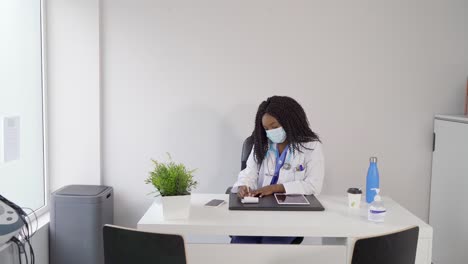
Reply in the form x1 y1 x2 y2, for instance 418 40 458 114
237 186 252 198
251 184 286 197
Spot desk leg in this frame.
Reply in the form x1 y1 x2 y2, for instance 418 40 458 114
321 237 349 264
345 237 357 264
415 238 432 264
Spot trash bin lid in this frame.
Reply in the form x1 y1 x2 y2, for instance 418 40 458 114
55 185 109 197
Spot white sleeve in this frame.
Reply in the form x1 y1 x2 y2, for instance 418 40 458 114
231 147 259 193
282 142 325 195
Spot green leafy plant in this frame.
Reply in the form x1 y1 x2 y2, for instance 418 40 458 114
145 154 197 197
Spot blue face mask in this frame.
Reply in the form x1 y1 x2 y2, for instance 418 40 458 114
266 127 287 143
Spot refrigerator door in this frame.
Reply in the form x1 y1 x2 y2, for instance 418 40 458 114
430 117 468 264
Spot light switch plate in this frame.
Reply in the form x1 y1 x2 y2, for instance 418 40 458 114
1 116 20 162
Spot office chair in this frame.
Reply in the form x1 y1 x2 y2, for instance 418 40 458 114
240 135 254 170
103 225 187 264
225 136 254 194
350 226 419 264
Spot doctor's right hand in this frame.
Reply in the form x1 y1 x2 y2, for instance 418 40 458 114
237 186 251 198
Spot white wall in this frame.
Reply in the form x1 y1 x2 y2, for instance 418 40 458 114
46 0 101 191
100 0 468 227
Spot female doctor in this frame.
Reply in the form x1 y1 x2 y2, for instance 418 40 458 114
231 95 324 244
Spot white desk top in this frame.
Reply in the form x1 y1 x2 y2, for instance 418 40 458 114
138 194 432 239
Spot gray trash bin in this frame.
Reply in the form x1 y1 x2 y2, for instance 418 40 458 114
50 185 113 264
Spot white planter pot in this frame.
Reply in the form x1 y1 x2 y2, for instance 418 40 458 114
161 195 191 219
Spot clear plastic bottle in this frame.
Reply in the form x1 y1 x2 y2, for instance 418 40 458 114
366 157 380 203
368 188 386 223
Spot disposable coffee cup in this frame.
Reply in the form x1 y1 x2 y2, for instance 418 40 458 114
347 188 362 209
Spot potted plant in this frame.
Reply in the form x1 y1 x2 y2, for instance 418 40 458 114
145 154 197 219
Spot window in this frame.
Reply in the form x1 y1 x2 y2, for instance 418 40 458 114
0 0 46 213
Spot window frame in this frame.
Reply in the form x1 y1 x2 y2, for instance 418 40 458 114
34 0 49 218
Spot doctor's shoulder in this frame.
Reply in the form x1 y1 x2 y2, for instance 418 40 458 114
297 140 322 152
297 140 324 161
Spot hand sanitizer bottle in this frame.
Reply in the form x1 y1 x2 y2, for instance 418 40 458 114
368 188 386 223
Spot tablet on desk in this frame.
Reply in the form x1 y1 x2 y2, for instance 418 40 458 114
274 194 310 205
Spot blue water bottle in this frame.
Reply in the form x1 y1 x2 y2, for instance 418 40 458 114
366 157 380 203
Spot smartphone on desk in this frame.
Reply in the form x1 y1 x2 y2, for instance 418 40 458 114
204 199 226 207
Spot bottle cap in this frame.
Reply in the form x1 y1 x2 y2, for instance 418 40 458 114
370 157 378 163
347 188 362 194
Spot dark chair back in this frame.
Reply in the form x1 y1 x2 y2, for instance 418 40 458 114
103 225 187 264
225 136 253 194
240 136 254 170
351 226 419 264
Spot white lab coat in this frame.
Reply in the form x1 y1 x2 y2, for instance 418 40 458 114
232 141 324 195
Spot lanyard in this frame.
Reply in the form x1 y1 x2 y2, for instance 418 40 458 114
270 145 289 185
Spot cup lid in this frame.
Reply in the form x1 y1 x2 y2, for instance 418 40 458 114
347 188 362 194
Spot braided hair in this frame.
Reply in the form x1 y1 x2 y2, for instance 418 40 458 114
252 96 320 165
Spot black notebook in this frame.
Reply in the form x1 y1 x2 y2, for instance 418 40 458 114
228 193 325 211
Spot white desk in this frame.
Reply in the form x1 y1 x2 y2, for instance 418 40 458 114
138 194 432 264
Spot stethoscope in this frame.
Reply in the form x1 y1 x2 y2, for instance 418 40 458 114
265 144 293 172
258 144 302 187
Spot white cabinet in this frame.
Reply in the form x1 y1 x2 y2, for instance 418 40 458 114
430 115 468 264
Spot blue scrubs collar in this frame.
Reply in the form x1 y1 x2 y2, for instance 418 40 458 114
270 144 289 185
